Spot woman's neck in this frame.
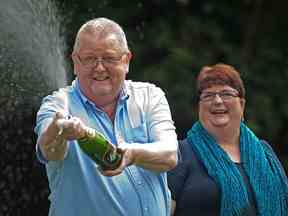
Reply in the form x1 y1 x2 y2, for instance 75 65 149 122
212 127 241 162
211 126 240 146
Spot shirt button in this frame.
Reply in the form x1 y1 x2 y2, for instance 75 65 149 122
144 207 148 212
137 181 142 185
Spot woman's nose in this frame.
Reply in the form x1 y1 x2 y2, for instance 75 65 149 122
213 94 223 103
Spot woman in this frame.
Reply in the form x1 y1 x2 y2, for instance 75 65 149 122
168 63 288 216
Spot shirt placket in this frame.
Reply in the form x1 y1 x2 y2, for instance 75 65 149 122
114 103 150 216
128 167 150 216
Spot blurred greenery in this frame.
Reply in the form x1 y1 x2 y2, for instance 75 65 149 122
1 0 288 215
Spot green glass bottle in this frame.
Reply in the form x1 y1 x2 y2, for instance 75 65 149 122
77 127 123 170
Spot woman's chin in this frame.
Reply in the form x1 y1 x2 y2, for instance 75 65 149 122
210 118 229 127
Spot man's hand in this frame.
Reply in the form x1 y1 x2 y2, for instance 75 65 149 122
99 137 178 176
38 112 87 161
100 139 177 176
55 112 86 141
100 143 135 177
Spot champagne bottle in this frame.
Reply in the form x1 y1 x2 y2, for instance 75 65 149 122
77 127 123 170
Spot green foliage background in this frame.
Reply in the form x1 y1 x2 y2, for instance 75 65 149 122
1 0 288 215
60 0 288 154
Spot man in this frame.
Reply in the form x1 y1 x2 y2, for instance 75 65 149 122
35 17 178 216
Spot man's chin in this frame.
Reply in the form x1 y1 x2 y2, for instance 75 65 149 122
91 86 114 96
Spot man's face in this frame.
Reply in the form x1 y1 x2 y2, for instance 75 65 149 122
72 32 131 103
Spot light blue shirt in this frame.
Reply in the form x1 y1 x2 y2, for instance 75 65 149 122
35 79 177 216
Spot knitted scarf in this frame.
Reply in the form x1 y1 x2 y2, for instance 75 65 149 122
187 121 288 216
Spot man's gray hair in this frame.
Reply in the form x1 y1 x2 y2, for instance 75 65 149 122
73 17 129 52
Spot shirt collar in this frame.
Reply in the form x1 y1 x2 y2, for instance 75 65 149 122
119 81 130 102
73 78 129 107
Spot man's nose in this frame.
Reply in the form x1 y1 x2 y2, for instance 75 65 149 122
93 59 106 70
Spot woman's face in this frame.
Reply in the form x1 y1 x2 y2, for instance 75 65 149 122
198 85 245 134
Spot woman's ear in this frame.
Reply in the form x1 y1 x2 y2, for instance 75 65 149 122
240 98 246 120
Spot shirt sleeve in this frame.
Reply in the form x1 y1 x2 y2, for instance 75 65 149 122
146 85 178 150
34 90 68 164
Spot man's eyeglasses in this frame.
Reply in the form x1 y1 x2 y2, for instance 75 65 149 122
76 53 126 68
199 90 239 102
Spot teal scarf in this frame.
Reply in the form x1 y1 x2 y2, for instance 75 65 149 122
187 121 288 216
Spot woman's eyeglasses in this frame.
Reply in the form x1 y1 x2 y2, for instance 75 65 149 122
199 90 239 102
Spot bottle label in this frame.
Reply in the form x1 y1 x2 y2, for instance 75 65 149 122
79 127 122 170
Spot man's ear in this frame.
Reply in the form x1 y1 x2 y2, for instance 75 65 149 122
125 63 129 74
124 51 132 73
126 51 132 61
71 53 79 75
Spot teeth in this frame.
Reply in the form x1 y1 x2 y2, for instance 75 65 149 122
212 110 226 114
94 76 109 81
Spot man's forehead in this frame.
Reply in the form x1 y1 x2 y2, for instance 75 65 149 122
81 31 119 44
102 34 119 44
78 32 123 52
81 29 116 39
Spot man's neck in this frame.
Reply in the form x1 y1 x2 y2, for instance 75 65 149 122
77 82 121 121
92 95 118 121
99 100 117 121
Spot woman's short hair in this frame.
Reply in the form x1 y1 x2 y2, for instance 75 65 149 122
196 63 245 99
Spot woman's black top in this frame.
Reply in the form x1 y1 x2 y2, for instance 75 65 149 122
167 139 257 216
